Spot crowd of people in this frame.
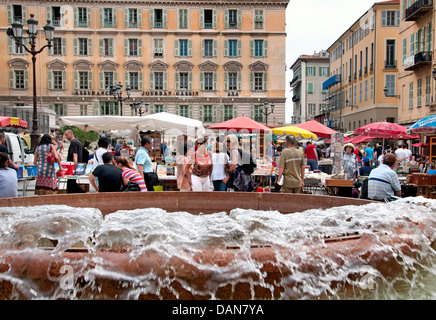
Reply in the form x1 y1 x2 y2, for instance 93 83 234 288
0 127 417 203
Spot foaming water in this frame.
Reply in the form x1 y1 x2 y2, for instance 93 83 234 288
0 197 435 300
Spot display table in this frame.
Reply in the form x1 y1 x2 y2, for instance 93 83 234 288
157 174 177 191
57 175 90 192
18 176 36 196
324 179 354 197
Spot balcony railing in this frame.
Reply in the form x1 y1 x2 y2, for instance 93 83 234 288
405 0 433 21
292 94 300 102
204 22 213 29
404 51 432 71
385 60 397 69
322 74 341 91
290 75 301 88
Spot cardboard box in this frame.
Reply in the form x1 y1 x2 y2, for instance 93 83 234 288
412 173 432 185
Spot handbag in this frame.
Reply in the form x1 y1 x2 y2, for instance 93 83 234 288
121 181 141 192
47 148 56 164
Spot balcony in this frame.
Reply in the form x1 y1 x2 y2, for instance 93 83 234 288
404 51 432 71
290 75 301 88
405 0 433 21
385 60 397 69
292 94 300 102
322 74 341 91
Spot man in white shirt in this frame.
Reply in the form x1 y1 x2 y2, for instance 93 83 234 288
403 144 412 162
394 145 407 167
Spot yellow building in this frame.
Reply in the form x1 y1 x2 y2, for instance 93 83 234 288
398 0 434 127
0 0 289 128
324 0 400 132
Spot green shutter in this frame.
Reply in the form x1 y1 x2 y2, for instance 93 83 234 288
87 8 92 27
9 70 14 89
175 72 180 90
174 39 179 57
263 72 268 91
7 5 12 24
24 70 29 89
223 72 228 90
73 7 78 27
163 72 168 90
124 9 129 28
188 72 193 90
188 40 193 57
62 38 66 55
138 72 143 90
137 9 142 27
199 72 204 91
99 71 104 90
87 38 92 56
73 38 78 55
88 71 93 90
213 39 218 56
62 71 67 90
237 9 242 29
138 39 142 56
163 9 167 28
124 39 128 56
74 71 79 89
199 9 204 29
99 39 104 56
199 105 204 121
47 70 53 90
237 72 242 91
149 71 154 90
213 72 217 91
263 40 268 57
99 8 104 28
237 40 242 57
213 9 217 28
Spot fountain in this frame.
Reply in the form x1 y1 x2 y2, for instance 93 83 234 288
0 192 435 300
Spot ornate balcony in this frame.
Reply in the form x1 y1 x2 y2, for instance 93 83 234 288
404 51 432 71
405 0 433 21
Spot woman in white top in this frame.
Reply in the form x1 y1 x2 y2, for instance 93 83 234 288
211 142 229 191
0 152 18 198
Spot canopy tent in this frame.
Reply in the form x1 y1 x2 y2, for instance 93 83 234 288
294 120 338 139
0 116 27 129
208 115 270 133
271 126 317 140
59 113 204 139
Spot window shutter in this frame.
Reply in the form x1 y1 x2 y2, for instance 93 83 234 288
188 40 193 56
74 71 79 89
99 9 105 28
138 39 142 56
62 71 67 90
88 71 93 90
113 72 118 86
415 31 419 54
199 105 204 121
8 38 12 55
199 72 204 90
174 105 179 116
224 10 229 29
22 6 27 23
7 5 12 24
124 39 129 56
396 10 400 26
94 101 100 116
213 72 217 91
381 11 386 27
149 9 154 28
421 27 425 52
46 6 52 23
224 40 228 57
149 71 155 90
212 105 218 122
174 39 179 57
213 9 217 28
188 72 193 90
99 39 104 56
213 39 218 56
73 38 78 55
108 39 113 56
175 72 180 90
137 9 142 27
87 8 92 27
233 105 238 119
62 38 67 55
410 34 414 55
113 9 117 27
24 70 29 89
250 72 254 91
73 7 78 27
263 72 268 91
201 40 205 56
9 70 14 89
47 70 53 90
237 72 242 90
189 105 193 118
124 9 129 28
124 71 129 88
138 72 143 90
163 9 168 28
403 38 407 65
263 40 268 57
163 72 168 90
99 71 104 90
199 10 204 29
163 105 168 112
237 9 242 29
237 40 242 57
224 72 228 90
60 7 66 27
249 105 254 119
87 38 92 56
250 40 254 57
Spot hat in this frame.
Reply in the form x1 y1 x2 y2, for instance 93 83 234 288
344 143 355 152
362 157 370 164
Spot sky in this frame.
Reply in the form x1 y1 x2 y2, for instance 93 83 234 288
285 0 382 123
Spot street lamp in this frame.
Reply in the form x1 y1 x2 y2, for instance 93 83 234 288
383 86 400 98
259 101 275 125
130 101 149 116
7 14 54 150
109 83 131 116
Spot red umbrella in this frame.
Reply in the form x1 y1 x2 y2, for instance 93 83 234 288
208 115 270 133
349 135 373 144
0 116 27 129
353 121 415 139
294 120 338 139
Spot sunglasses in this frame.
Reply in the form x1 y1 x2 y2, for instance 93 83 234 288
196 142 204 145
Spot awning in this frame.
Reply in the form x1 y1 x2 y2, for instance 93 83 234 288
0 116 27 129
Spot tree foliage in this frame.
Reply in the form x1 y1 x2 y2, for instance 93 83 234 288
60 126 99 148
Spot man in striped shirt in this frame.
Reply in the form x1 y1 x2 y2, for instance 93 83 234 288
368 153 401 201
277 135 306 194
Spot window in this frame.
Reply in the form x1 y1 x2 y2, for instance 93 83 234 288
78 8 87 27
204 39 213 57
53 104 65 116
129 9 138 27
417 78 422 108
254 73 263 91
179 105 189 118
129 72 139 90
365 80 368 101
308 103 316 115
224 105 233 120
370 77 374 99
179 39 188 57
154 39 163 57
12 4 25 23
381 10 399 27
79 38 88 55
385 74 396 97
53 38 63 55
155 105 164 113
409 82 413 109
104 72 114 89
228 10 237 28
154 9 163 28
154 72 163 90
427 23 432 52
386 40 396 68
320 67 329 77
254 40 263 57
14 70 25 89
80 105 88 116
308 82 314 94
51 7 61 26
203 105 213 122
179 72 189 90
204 9 213 29
104 8 113 27
307 67 315 76
253 105 264 122
228 40 237 57
228 73 238 91
179 9 188 29
79 72 88 89
102 38 113 56
359 82 362 102
129 39 138 56
53 71 63 90
100 101 120 115
204 73 213 91
254 10 264 29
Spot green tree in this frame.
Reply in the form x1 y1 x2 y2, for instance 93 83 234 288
60 126 99 148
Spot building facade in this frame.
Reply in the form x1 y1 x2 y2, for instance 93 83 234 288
323 0 400 133
398 0 434 127
289 50 330 124
0 0 289 129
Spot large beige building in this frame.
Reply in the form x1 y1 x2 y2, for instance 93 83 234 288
324 0 400 132
398 0 434 127
0 0 289 129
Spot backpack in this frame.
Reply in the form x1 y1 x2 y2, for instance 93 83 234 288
237 149 256 175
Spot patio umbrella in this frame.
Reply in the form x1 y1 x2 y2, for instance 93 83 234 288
0 116 27 129
294 120 338 139
349 135 374 144
406 114 436 135
271 126 317 139
208 115 270 133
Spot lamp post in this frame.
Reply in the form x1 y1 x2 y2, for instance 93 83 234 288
7 14 54 150
130 101 149 116
259 101 275 125
109 83 131 116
